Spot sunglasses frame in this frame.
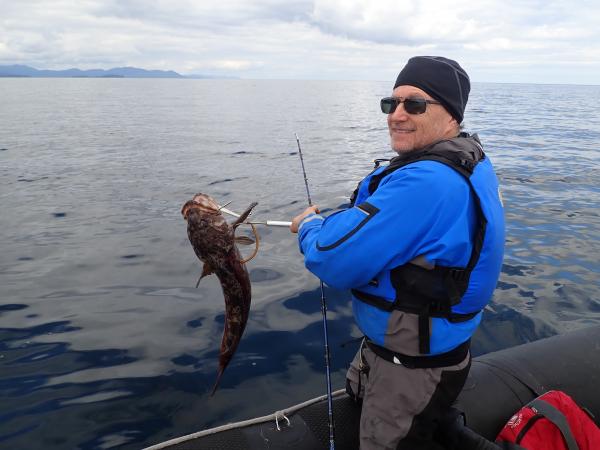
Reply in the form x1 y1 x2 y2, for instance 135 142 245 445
380 96 442 115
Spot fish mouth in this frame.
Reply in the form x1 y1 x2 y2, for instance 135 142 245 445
181 193 222 218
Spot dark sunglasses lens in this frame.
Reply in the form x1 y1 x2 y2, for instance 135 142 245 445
404 98 427 114
380 98 396 114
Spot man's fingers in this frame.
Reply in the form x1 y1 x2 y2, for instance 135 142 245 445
290 205 320 233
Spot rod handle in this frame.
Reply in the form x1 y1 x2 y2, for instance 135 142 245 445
265 220 292 227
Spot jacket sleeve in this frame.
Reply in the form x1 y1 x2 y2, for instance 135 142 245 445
297 162 474 290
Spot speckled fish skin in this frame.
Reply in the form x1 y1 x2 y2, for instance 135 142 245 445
181 193 257 395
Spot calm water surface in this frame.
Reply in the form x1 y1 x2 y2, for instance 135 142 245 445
0 79 599 449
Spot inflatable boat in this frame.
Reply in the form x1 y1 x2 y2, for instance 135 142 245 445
144 325 600 449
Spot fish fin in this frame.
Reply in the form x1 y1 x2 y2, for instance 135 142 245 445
195 264 214 288
232 202 258 228
234 236 255 245
210 368 225 397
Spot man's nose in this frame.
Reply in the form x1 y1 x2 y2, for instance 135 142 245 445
390 104 409 120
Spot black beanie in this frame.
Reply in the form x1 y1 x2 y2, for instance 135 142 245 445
393 56 470 123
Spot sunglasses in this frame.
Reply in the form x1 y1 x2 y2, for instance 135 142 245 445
380 96 441 115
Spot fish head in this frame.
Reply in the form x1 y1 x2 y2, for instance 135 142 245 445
182 193 234 263
181 193 222 220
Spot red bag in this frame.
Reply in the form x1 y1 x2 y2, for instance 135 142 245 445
496 390 600 450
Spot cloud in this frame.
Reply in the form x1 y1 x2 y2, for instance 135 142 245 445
0 0 599 83
210 59 261 71
92 0 314 31
310 0 488 45
309 0 599 48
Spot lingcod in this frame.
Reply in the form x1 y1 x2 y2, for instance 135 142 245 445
181 193 258 395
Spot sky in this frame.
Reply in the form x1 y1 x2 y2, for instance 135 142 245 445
1 0 599 84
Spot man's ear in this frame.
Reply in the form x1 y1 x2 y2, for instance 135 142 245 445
446 116 460 135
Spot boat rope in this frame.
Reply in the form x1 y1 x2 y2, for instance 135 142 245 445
141 389 347 450
274 410 291 431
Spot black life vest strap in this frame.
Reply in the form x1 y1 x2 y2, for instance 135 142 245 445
351 288 480 322
364 338 470 369
352 288 480 354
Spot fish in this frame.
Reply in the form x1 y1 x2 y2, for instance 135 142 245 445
181 193 259 395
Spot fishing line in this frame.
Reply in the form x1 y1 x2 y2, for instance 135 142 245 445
294 133 336 450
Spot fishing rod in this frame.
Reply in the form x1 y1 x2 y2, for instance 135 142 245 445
295 133 336 450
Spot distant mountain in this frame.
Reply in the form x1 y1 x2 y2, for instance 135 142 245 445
0 65 224 79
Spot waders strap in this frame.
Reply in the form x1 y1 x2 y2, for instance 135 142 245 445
419 312 431 354
364 338 470 369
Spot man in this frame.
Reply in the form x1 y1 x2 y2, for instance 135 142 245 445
290 56 505 449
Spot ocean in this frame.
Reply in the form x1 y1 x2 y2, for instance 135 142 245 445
0 78 599 449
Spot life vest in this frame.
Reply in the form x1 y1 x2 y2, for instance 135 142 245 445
350 133 504 355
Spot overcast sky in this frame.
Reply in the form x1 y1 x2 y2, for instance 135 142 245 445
1 0 599 84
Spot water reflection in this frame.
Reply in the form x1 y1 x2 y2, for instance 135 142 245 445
0 80 598 449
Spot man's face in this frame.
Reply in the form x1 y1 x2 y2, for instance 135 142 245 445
387 85 457 153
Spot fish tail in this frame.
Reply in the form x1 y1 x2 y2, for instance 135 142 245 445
210 367 225 397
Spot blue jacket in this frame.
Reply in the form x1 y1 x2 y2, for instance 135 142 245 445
298 135 505 355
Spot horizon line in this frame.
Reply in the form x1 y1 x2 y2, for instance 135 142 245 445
1 64 598 87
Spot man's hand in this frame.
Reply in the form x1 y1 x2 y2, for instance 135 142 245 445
290 205 320 233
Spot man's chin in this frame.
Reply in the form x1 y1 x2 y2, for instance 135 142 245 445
390 136 416 153
392 143 415 153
